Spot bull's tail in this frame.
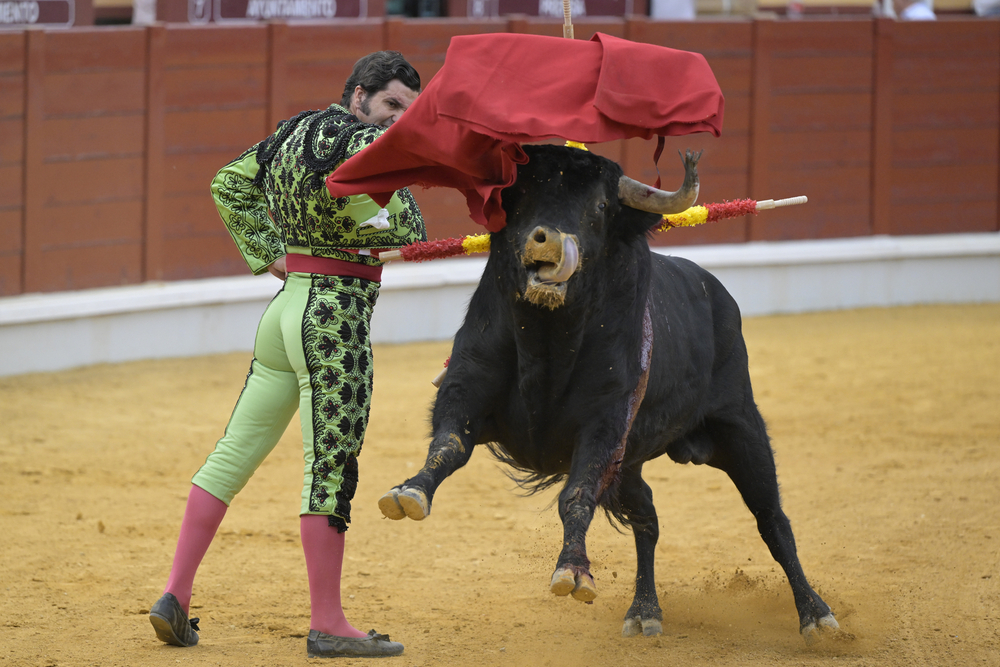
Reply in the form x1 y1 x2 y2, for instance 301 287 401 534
486 442 566 496
486 442 647 532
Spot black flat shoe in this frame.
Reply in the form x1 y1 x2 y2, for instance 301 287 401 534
306 629 404 658
149 593 200 647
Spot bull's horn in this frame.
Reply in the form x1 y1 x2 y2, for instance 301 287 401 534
618 149 702 215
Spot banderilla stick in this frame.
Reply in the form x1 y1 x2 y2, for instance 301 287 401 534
380 196 809 264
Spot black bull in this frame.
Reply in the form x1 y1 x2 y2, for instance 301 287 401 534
378 144 839 641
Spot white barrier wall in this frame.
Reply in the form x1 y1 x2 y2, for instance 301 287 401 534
1 233 998 377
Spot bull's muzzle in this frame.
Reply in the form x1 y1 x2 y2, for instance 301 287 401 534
521 226 580 309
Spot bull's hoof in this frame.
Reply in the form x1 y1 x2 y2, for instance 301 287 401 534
622 617 662 638
801 613 840 645
549 568 597 602
550 569 576 596
377 487 430 521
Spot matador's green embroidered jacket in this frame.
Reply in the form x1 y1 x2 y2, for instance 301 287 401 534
211 103 426 275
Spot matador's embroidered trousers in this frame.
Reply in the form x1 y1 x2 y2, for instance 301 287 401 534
191 272 378 532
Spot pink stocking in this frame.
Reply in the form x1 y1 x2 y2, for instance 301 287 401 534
300 514 367 638
163 484 228 614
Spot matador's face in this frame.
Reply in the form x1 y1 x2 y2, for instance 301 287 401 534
350 79 419 128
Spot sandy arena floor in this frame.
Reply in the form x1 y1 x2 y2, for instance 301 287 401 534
1 304 998 667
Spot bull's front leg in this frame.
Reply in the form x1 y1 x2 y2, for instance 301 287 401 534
551 308 653 603
549 462 601 602
378 376 480 521
378 427 473 521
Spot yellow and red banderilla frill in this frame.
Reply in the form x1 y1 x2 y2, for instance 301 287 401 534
380 195 807 264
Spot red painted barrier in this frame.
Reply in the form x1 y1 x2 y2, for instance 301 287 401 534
1 17 998 297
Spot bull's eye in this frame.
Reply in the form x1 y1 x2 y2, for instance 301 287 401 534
598 201 607 211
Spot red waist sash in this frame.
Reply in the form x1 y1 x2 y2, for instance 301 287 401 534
285 253 382 282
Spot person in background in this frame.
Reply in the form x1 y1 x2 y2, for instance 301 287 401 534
893 0 937 19
148 51 424 659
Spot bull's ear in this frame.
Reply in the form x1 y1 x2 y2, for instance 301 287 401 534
609 202 664 242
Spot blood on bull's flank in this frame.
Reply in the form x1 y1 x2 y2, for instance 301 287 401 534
378 144 840 643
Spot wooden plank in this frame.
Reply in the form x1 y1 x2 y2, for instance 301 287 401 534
164 108 267 154
283 63 352 112
748 18 775 231
891 162 998 203
772 164 871 203
0 165 22 208
268 21 287 133
162 192 228 236
415 187 484 241
384 18 509 82
0 32 25 74
626 17 753 55
0 208 22 255
892 127 998 167
0 261 22 297
769 93 872 132
284 22 385 63
769 129 871 169
889 199 998 236
160 235 247 281
23 29 45 293
42 157 145 207
707 59 753 96
892 55 1000 94
0 118 23 167
29 243 144 293
163 65 268 110
752 165 871 239
750 200 870 241
893 90 999 129
718 94 751 133
1 33 23 294
163 25 269 67
43 28 146 72
761 19 874 55
769 55 873 94
163 151 242 195
44 71 146 117
40 201 144 248
42 114 145 160
145 23 166 282
282 22 387 111
0 73 25 117
893 19 999 56
624 136 749 182
871 17 894 236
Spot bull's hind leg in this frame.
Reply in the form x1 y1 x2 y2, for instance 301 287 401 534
706 413 839 643
618 466 663 638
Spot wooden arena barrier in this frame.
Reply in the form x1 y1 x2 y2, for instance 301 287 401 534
22 28 149 294
0 32 25 297
872 18 1000 236
1 17 999 298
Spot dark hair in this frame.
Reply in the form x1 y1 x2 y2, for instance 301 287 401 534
340 51 421 107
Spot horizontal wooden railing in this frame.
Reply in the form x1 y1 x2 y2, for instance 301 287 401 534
0 16 997 297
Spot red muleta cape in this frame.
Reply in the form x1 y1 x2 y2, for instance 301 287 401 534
326 32 724 232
